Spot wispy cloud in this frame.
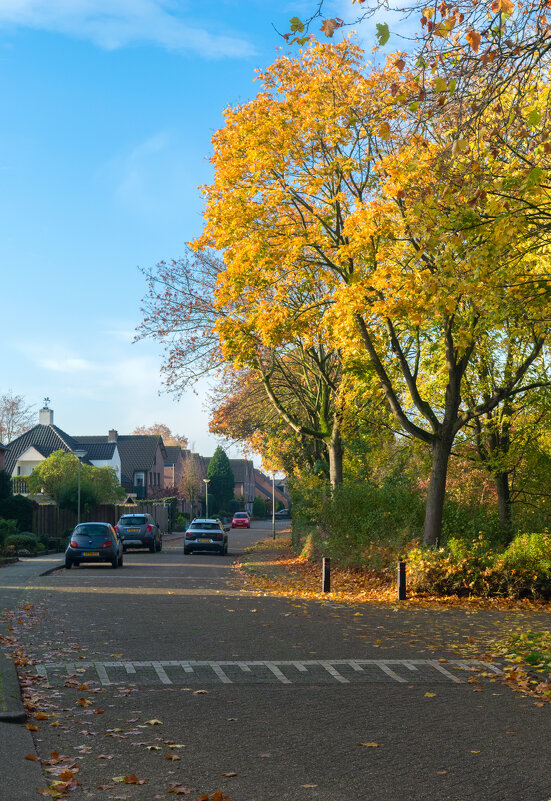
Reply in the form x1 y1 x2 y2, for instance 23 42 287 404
0 0 257 59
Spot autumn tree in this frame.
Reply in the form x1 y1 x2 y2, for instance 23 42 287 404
194 39 549 546
138 248 348 488
133 423 188 447
178 453 203 511
0 391 34 443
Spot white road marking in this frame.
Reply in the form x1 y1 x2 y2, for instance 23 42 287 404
33 658 502 686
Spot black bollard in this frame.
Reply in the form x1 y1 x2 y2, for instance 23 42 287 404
322 557 331 593
397 561 406 601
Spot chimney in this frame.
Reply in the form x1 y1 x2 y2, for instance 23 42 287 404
108 429 118 442
39 407 54 426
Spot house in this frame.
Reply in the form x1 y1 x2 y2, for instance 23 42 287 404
73 431 167 499
164 445 185 490
254 469 290 510
229 459 256 512
3 406 104 477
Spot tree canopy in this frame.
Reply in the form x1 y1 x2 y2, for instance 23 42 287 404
206 446 235 512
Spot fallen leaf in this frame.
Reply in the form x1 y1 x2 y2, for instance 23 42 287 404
25 753 39 761
471 750 481 754
436 770 447 775
26 724 38 731
147 746 162 751
220 771 238 777
301 784 318 788
193 690 208 695
76 698 92 707
357 742 379 747
425 692 436 698
145 719 163 725
165 754 180 760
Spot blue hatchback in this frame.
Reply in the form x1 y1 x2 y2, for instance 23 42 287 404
65 522 123 569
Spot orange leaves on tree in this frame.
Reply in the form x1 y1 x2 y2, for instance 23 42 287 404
465 29 482 52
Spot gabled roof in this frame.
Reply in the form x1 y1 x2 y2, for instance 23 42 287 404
164 445 184 466
229 459 254 484
74 434 166 489
80 442 118 461
4 424 85 475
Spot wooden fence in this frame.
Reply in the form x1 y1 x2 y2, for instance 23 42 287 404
32 503 171 538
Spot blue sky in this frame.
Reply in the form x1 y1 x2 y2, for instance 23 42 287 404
1 0 376 462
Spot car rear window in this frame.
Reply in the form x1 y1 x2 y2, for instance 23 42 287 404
74 524 111 536
234 513 248 518
189 522 218 531
119 517 147 526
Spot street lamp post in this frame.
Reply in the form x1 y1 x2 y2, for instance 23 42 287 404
73 450 88 525
203 478 210 518
272 472 276 540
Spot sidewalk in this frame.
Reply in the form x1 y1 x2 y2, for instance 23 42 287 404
0 553 64 800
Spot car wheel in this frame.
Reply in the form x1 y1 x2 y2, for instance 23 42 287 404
183 547 191 555
74 560 80 567
65 558 73 569
118 552 123 567
149 543 156 553
122 546 127 553
158 539 162 552
111 557 118 569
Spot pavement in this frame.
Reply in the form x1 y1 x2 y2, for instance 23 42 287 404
0 553 65 799
2 535 551 801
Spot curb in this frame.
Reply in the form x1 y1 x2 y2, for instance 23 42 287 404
0 650 26 723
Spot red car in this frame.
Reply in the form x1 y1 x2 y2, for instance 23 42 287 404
232 512 250 528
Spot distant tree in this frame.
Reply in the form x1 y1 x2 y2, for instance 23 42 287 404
0 470 12 500
27 451 125 505
132 424 188 448
0 391 34 443
207 446 234 511
179 454 203 509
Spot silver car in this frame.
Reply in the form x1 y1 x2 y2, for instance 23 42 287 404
115 513 163 553
184 518 229 555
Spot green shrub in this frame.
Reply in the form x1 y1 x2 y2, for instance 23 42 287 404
4 532 40 553
408 531 551 599
0 518 19 546
253 497 266 517
0 494 34 530
0 470 12 500
289 472 424 568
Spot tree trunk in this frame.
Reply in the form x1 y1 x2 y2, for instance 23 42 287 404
328 426 343 490
423 434 453 547
495 471 513 537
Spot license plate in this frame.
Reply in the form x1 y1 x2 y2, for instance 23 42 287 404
127 528 139 532
198 538 211 543
82 551 99 556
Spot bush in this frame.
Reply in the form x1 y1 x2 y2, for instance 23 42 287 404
289 472 424 569
0 470 12 500
408 531 551 599
0 494 34 531
0 518 19 547
253 497 266 517
57 480 100 514
4 532 40 553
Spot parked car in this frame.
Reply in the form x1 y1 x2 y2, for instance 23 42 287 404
184 518 229 555
231 511 250 528
115 513 163 552
275 508 291 518
65 522 123 569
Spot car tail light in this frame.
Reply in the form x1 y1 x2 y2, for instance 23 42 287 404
213 532 222 540
70 540 78 548
114 525 118 533
103 540 112 548
185 532 194 539
147 524 153 532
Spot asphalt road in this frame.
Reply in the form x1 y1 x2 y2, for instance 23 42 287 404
3 520 551 801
